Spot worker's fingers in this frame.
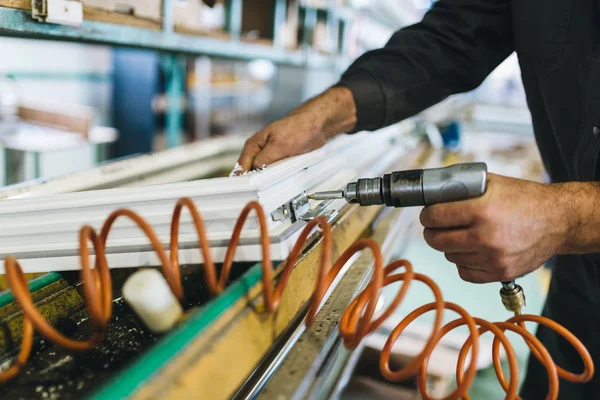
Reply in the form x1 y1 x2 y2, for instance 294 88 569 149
455 266 494 284
420 200 478 229
423 228 480 253
237 132 269 172
252 143 289 170
444 252 487 268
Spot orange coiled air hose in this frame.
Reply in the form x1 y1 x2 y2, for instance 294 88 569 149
0 197 595 400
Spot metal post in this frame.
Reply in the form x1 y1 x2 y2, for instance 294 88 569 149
33 152 41 179
162 0 174 33
162 55 185 148
4 149 25 185
1 147 6 187
326 0 338 55
225 0 243 41
303 6 317 47
273 0 288 49
338 20 348 55
191 57 212 140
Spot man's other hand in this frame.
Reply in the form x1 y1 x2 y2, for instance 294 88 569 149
419 173 575 283
235 86 357 173
237 114 330 172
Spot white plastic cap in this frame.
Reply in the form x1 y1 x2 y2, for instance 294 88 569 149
122 269 183 334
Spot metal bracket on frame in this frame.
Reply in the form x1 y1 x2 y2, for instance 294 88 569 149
32 0 83 26
271 192 339 224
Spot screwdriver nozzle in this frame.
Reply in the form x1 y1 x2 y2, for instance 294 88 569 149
500 280 526 315
307 190 345 201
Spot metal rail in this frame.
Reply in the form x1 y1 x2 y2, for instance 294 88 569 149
0 6 349 69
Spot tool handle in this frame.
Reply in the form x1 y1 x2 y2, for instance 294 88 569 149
422 162 487 205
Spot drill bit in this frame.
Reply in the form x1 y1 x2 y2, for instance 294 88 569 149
307 190 345 201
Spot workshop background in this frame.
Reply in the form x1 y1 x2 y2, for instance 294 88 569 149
0 1 549 399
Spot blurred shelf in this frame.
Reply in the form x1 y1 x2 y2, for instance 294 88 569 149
0 0 357 149
463 103 534 136
0 5 349 69
299 3 356 22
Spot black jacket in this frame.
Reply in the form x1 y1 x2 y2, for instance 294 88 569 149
338 1 600 398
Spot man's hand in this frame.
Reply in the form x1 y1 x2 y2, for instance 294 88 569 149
420 173 576 283
237 114 330 171
236 86 357 173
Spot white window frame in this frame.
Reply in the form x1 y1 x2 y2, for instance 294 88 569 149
0 123 417 274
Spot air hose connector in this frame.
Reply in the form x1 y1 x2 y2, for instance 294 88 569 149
500 281 526 315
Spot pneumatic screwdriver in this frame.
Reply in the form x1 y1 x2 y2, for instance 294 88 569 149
308 162 526 315
308 162 487 207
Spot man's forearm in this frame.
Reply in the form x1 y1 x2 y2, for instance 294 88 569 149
288 86 357 139
559 182 600 254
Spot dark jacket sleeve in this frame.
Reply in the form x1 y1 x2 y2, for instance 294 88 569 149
337 0 514 133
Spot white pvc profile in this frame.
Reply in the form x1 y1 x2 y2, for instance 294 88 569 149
0 123 417 274
0 135 245 200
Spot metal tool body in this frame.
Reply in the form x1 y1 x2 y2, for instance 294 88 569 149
309 162 488 207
